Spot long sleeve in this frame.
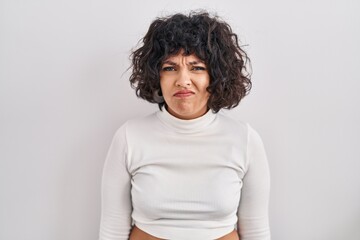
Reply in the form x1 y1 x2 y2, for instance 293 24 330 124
99 124 133 240
237 124 271 240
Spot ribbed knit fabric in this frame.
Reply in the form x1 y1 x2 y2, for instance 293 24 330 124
99 108 271 240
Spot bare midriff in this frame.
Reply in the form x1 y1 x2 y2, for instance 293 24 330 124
129 225 240 240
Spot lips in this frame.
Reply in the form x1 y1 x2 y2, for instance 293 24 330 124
173 90 195 98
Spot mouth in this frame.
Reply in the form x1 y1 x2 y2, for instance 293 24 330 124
173 90 195 98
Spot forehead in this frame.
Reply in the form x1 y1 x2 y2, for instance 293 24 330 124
163 53 204 64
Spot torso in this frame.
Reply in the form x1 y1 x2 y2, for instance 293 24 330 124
129 225 240 240
125 111 247 240
127 111 247 237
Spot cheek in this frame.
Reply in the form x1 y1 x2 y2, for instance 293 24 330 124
160 78 170 97
199 77 210 94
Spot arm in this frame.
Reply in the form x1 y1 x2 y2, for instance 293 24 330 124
99 124 133 240
237 124 271 240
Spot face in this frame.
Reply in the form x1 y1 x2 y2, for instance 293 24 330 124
160 52 210 120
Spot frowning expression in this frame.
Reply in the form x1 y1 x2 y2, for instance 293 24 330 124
160 52 211 120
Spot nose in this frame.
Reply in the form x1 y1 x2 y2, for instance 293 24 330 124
175 68 191 87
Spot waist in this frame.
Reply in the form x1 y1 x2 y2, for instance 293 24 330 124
129 225 240 240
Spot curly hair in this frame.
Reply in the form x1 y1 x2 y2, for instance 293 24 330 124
129 11 252 113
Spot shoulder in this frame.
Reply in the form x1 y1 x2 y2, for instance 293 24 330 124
217 114 268 172
115 112 158 130
245 123 265 148
216 112 267 151
217 112 264 137
216 112 248 134
112 111 160 142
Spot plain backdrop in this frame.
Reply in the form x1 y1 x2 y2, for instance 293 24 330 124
1 0 359 239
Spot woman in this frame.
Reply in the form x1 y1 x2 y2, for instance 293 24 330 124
99 11 271 240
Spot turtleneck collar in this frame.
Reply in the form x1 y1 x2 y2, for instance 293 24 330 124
156 107 217 133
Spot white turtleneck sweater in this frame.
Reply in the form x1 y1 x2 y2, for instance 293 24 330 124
99 108 271 240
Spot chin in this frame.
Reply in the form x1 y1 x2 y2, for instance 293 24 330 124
173 108 205 120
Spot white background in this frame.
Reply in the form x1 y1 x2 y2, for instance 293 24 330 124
1 0 359 239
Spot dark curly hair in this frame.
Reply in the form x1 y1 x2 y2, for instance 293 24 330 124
129 11 252 113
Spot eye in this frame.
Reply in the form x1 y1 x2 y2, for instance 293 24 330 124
162 66 176 71
192 66 206 71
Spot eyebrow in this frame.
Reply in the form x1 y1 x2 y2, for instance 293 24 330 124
162 60 205 66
